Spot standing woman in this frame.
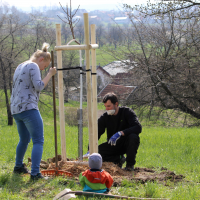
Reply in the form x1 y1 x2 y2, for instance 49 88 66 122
10 43 57 180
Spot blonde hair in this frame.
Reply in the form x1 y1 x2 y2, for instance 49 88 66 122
30 43 51 62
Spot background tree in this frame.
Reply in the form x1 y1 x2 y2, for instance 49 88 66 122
124 0 200 17
24 14 56 93
74 20 84 44
96 23 105 48
0 3 56 125
120 2 200 125
57 0 87 102
0 4 33 125
62 22 72 43
62 51 80 102
107 25 123 49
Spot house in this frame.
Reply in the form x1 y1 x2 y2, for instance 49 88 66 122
96 60 138 104
98 84 137 103
114 17 129 24
103 60 135 76
66 60 138 103
90 16 97 19
96 66 111 91
96 60 137 90
111 72 134 86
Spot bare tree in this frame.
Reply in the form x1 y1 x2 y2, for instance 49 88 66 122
57 0 84 102
0 4 56 125
96 23 105 48
74 20 84 44
124 0 200 19
119 4 200 125
22 14 56 94
62 51 80 102
57 0 80 44
0 5 33 125
62 22 72 44
106 25 123 49
24 14 55 59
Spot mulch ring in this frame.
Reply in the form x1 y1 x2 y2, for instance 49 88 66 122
27 156 185 186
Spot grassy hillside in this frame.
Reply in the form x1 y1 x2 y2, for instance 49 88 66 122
0 94 200 199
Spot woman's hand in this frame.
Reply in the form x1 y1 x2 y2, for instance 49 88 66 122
42 67 57 87
49 67 57 76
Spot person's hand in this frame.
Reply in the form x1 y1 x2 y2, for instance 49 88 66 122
108 132 122 146
83 151 90 158
42 67 57 87
49 66 57 76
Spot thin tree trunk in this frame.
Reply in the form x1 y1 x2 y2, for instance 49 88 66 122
0 58 13 125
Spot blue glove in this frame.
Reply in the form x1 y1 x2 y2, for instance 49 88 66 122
108 132 122 146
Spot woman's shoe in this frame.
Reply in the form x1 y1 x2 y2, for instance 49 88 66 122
13 164 30 174
30 173 48 180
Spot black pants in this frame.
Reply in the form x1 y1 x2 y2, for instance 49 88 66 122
98 133 140 167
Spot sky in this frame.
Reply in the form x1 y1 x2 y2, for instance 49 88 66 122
3 0 144 12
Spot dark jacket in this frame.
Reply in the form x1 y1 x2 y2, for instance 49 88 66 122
98 106 142 141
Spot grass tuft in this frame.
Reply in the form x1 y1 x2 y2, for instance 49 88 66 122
0 173 10 186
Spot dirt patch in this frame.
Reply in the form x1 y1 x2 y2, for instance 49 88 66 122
27 157 185 186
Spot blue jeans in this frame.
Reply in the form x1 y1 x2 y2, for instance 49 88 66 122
13 109 44 175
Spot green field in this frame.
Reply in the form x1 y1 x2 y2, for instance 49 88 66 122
96 48 117 66
0 95 200 199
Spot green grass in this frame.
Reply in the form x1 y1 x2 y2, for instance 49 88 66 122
96 48 117 66
0 95 200 199
137 127 200 178
95 43 145 66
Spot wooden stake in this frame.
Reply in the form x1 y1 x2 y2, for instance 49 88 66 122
56 24 66 161
91 24 98 153
51 51 58 174
84 13 94 154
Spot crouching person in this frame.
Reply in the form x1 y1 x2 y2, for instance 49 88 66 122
79 153 113 194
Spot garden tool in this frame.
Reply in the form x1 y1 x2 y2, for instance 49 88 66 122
53 188 170 200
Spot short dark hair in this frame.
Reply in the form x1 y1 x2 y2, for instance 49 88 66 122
102 93 118 104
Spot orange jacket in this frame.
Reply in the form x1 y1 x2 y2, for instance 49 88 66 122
81 169 113 189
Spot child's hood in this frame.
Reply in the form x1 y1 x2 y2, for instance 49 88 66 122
82 170 108 184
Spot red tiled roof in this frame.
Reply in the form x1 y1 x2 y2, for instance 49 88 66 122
98 84 137 100
114 72 132 79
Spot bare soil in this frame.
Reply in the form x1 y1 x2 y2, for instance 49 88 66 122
28 156 185 186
